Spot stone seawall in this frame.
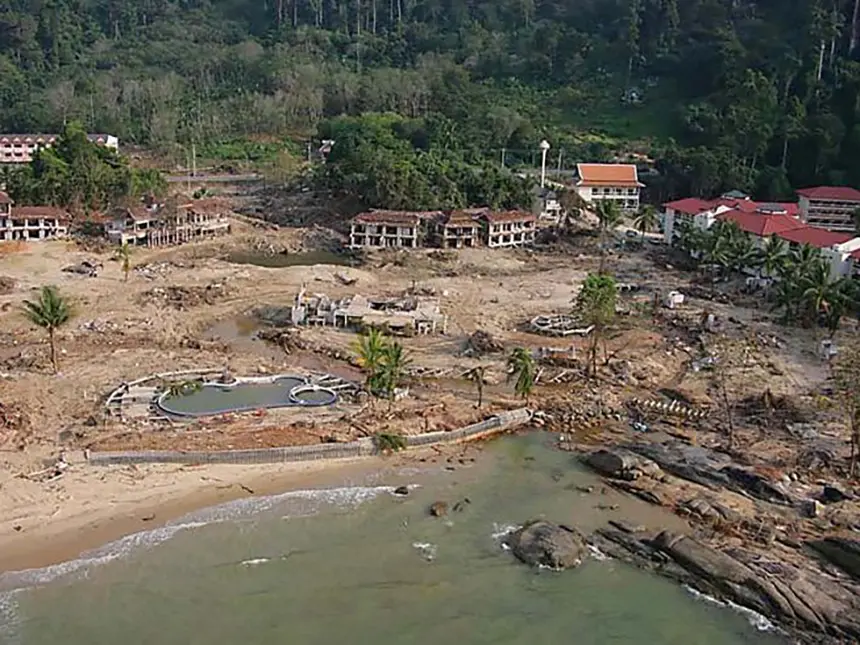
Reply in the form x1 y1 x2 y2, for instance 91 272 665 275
87 408 532 466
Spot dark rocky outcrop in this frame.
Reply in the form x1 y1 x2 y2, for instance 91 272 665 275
505 520 587 569
808 537 860 581
593 527 860 644
393 486 409 496
584 448 662 481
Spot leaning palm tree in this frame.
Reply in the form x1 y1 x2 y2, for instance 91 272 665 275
727 233 758 275
378 341 411 409
465 365 488 408
116 242 132 282
506 347 536 402
353 328 389 394
22 286 72 373
632 204 659 240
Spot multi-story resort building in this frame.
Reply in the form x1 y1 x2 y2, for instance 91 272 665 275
348 209 536 250
104 199 231 247
572 163 643 213
0 133 119 164
796 186 860 233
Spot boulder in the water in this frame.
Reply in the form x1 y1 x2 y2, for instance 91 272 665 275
429 501 448 517
505 520 587 569
393 486 409 496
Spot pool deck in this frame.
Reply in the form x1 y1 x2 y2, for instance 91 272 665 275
106 369 358 423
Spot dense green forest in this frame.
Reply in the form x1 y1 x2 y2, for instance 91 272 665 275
3 0 860 201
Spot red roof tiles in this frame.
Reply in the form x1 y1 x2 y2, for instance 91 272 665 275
663 198 713 215
796 186 860 202
715 209 805 237
776 227 854 248
576 163 643 188
0 191 11 205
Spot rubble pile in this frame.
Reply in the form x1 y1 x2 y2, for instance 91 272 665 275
461 330 503 357
735 389 810 429
0 401 29 449
138 282 230 310
0 275 15 295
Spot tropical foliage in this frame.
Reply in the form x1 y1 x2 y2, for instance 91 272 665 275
677 223 858 333
506 347 536 401
6 1 860 201
161 379 204 399
373 432 408 453
21 285 72 373
5 123 166 212
116 242 132 282
353 329 411 405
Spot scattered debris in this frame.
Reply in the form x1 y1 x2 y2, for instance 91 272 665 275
139 282 230 310
529 314 594 337
62 260 101 277
0 275 15 294
461 330 503 357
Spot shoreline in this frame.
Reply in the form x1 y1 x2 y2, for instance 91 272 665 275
0 452 419 575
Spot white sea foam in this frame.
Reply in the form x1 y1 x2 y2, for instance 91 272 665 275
490 523 520 540
411 542 437 562
683 585 778 632
587 544 611 561
0 484 404 597
239 558 270 567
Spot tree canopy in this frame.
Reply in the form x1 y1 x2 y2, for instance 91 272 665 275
4 122 165 212
4 0 860 201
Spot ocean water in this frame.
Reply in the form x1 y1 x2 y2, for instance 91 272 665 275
1 434 787 645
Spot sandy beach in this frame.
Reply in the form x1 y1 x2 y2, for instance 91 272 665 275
0 451 404 574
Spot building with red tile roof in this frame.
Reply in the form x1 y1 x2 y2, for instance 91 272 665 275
796 186 860 233
715 209 806 237
0 198 69 241
574 163 643 213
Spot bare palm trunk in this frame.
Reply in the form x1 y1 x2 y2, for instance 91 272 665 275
48 328 58 373
852 0 860 56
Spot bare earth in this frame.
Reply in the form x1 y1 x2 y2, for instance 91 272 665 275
0 214 855 595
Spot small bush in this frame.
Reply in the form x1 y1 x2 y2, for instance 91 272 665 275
374 432 407 453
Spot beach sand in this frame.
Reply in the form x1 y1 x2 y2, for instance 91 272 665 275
0 450 406 574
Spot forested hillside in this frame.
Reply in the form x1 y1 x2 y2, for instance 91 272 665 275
3 0 860 199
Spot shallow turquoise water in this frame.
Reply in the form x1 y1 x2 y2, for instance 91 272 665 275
2 434 787 645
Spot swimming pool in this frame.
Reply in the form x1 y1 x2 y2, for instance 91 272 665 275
156 375 339 418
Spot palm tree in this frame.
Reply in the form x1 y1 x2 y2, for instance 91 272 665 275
465 365 487 408
22 286 72 373
379 341 411 409
757 235 788 282
506 347 536 402
727 233 758 275
789 243 821 278
632 204 659 240
116 242 132 281
353 328 389 394
595 200 623 271
161 379 203 398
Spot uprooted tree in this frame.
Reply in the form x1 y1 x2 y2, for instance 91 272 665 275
831 341 860 478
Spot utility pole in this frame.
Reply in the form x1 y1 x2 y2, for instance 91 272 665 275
191 141 197 179
557 148 563 174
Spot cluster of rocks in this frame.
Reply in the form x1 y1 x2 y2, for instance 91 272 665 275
0 275 15 295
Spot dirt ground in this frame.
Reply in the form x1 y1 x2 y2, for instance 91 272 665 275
0 212 854 572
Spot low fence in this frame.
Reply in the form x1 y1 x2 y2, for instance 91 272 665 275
87 408 532 466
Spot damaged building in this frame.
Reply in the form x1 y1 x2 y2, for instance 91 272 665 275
348 208 536 250
105 198 231 247
0 192 69 241
290 288 447 335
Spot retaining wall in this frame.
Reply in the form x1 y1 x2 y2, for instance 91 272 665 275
87 408 531 466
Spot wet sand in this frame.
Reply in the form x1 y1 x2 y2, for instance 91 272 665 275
0 453 405 574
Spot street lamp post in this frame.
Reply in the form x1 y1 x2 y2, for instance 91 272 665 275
539 140 550 189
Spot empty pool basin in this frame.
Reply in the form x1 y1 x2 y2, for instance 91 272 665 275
156 375 339 418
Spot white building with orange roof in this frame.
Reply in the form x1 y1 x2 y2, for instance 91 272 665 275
573 163 643 212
